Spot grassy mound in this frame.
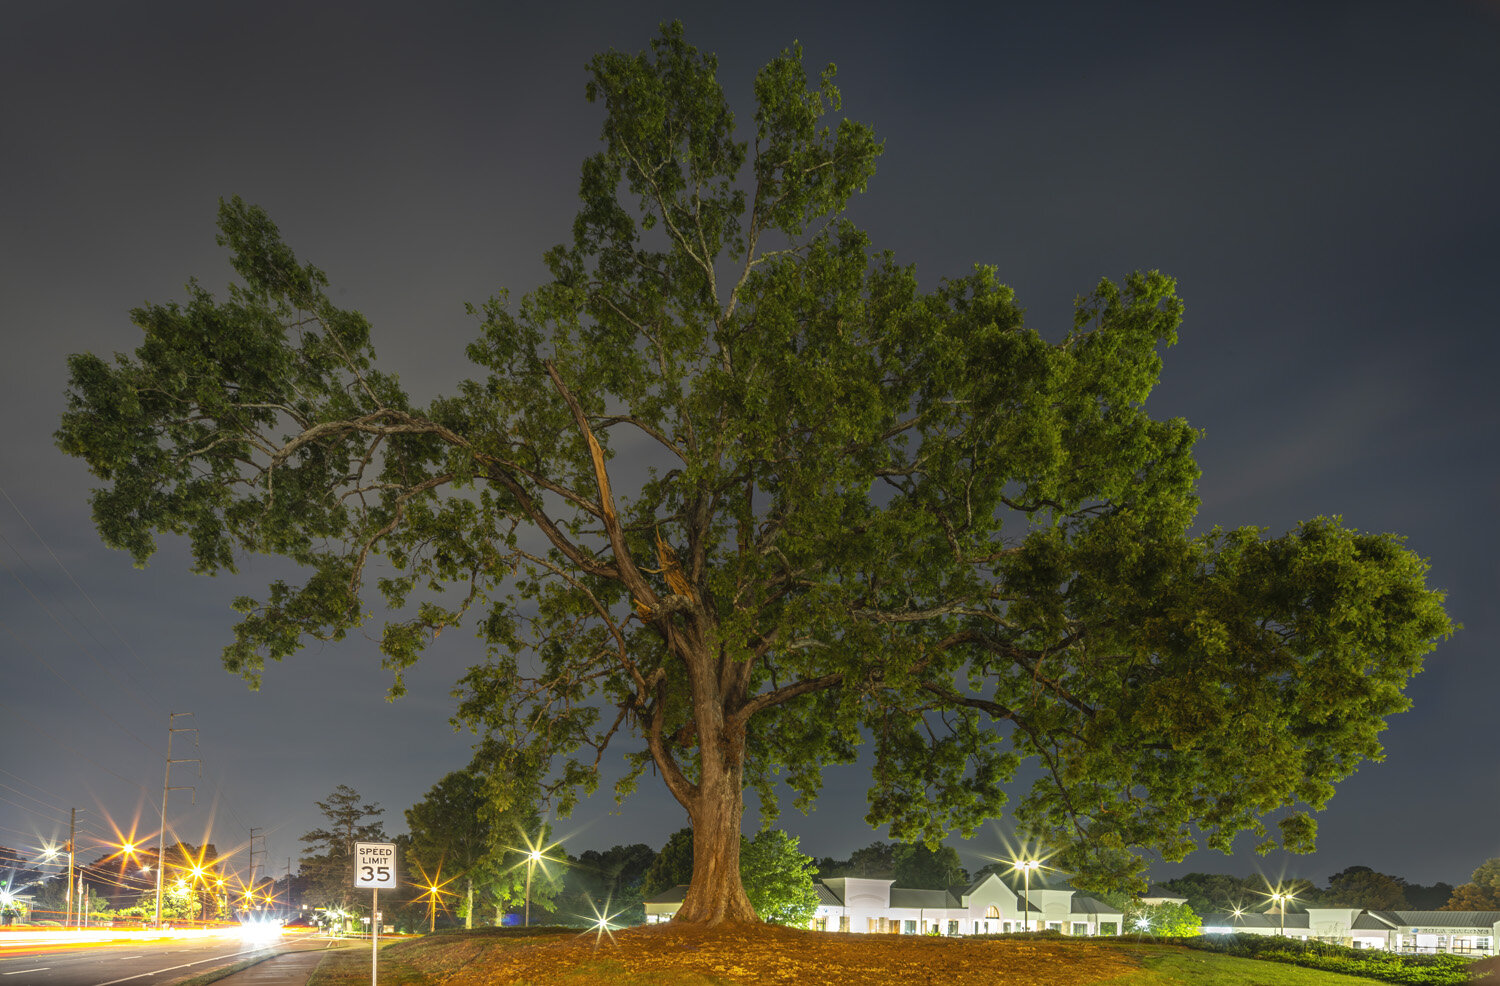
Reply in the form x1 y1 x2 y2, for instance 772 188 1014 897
304 925 1455 986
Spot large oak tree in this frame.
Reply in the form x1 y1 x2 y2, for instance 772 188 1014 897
58 26 1453 924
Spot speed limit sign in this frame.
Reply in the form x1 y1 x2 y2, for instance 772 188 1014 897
354 842 398 889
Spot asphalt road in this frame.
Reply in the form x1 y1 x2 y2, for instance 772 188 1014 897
0 930 330 986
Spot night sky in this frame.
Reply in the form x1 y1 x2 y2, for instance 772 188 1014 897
3 1 1497 897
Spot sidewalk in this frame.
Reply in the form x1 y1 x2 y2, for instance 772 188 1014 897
203 945 337 986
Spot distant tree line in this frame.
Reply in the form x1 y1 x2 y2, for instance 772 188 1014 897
296 759 1500 932
1154 864 1488 915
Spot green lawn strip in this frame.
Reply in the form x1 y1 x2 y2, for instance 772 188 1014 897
1101 945 1406 986
1182 936 1481 986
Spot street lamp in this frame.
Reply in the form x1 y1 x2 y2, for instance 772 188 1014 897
1016 860 1040 932
508 829 563 928
525 849 542 927
1270 893 1287 937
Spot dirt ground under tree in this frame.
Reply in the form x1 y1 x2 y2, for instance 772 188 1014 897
370 924 1149 986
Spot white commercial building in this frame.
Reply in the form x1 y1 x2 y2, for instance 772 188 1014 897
1202 908 1500 955
645 872 1123 936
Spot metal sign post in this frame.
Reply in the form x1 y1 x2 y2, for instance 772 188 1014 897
353 842 397 986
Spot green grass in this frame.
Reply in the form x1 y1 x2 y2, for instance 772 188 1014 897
1105 945 1401 985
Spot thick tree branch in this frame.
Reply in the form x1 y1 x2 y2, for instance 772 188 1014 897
544 360 659 608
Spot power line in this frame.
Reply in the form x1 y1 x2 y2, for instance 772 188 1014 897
0 493 268 870
0 767 70 807
0 697 154 798
0 609 160 762
0 483 162 707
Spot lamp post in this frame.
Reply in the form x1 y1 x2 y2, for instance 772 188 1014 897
524 849 541 927
1271 893 1287 937
1018 860 1040 932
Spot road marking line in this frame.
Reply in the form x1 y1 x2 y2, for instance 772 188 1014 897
3 969 50 976
91 947 275 986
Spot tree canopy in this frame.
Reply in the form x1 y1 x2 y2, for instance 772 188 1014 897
1444 858 1500 911
58 25 1454 922
405 767 537 928
892 843 968 890
561 843 656 926
1132 901 1202 937
1323 866 1409 910
299 785 385 910
739 829 820 925
641 827 695 900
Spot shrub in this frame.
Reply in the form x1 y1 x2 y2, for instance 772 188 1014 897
1184 934 1478 986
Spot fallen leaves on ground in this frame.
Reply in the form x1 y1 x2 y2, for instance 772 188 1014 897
431 924 1143 986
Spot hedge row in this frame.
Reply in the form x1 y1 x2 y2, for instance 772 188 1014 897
1183 933 1482 985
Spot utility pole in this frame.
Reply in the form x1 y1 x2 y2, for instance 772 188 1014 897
154 712 200 928
248 829 267 911
65 808 75 929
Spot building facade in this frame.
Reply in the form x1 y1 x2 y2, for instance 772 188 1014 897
645 872 1123 935
1202 908 1500 955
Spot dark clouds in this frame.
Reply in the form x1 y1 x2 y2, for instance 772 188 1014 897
2 0 1496 891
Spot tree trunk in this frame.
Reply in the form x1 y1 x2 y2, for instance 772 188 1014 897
670 732 758 925
465 877 473 930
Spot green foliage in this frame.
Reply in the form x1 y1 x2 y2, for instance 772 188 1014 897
892 843 968 890
558 843 656 926
739 830 820 925
842 842 898 878
1133 901 1203 937
641 827 694 899
57 23 1456 907
819 840 966 887
1441 857 1500 910
406 767 530 928
1185 934 1478 986
1406 884 1455 910
298 784 385 909
1157 873 1266 916
1323 866 1409 910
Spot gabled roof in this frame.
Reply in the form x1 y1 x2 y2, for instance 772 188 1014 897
643 885 689 905
815 884 842 907
1353 911 1402 931
1202 911 1310 930
1390 910 1500 928
1142 885 1188 903
889 887 959 909
991 872 1076 895
1070 896 1124 917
